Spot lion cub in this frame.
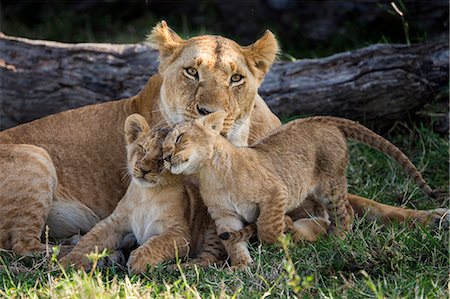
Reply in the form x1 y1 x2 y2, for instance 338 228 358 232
61 114 215 273
162 112 436 267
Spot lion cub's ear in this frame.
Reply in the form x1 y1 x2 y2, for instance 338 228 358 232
199 111 227 133
148 20 185 70
125 114 150 145
243 30 279 82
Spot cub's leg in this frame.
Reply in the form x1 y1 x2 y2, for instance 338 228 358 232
60 214 128 269
213 213 253 268
127 225 190 274
256 188 288 244
221 216 293 243
323 178 354 239
0 144 56 254
348 194 449 229
189 221 226 268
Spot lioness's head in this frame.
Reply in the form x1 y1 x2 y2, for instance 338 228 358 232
125 114 171 188
149 21 278 146
162 111 227 175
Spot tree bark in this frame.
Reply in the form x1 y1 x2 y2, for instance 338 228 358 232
0 33 448 130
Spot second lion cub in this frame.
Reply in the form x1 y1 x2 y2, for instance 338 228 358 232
162 111 436 267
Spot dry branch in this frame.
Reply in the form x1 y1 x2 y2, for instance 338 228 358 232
0 33 448 130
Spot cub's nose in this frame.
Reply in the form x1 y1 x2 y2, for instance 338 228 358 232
163 154 172 162
197 104 218 116
140 167 150 175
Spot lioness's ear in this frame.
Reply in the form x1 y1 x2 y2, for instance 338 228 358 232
147 21 185 70
243 30 279 82
125 114 150 144
199 111 227 133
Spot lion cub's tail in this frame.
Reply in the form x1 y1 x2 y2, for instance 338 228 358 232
219 224 257 242
297 116 436 198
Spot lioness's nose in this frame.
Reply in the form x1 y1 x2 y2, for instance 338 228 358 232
197 104 218 116
163 154 172 162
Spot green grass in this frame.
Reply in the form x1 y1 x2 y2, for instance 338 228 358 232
0 122 448 298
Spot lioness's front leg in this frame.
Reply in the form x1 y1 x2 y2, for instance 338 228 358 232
127 224 190 274
60 214 128 269
256 188 288 244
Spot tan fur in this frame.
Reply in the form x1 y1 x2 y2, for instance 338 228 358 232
0 21 447 256
0 144 56 253
61 115 223 273
220 216 296 247
223 198 334 245
149 21 277 147
162 113 437 266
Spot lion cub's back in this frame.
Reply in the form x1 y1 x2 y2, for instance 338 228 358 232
252 119 349 180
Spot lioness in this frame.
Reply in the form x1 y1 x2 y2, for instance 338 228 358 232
0 21 447 255
162 112 436 266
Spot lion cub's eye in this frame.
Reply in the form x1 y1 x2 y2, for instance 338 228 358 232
175 133 184 144
138 144 147 154
230 74 244 85
183 67 199 80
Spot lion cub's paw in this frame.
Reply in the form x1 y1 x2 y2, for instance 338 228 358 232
127 254 147 275
227 261 253 272
127 249 158 275
59 254 91 270
231 253 253 268
184 257 225 270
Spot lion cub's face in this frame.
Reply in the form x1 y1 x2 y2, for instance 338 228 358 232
125 114 169 188
162 111 227 175
149 21 278 146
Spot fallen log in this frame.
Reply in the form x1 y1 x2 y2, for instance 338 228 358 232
0 33 448 130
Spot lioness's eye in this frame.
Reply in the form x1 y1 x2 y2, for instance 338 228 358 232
175 133 184 144
230 74 244 85
183 67 198 80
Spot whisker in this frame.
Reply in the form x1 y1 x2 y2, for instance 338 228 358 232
120 169 132 183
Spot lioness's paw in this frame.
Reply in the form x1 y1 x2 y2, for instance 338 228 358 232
11 240 43 256
429 208 450 230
